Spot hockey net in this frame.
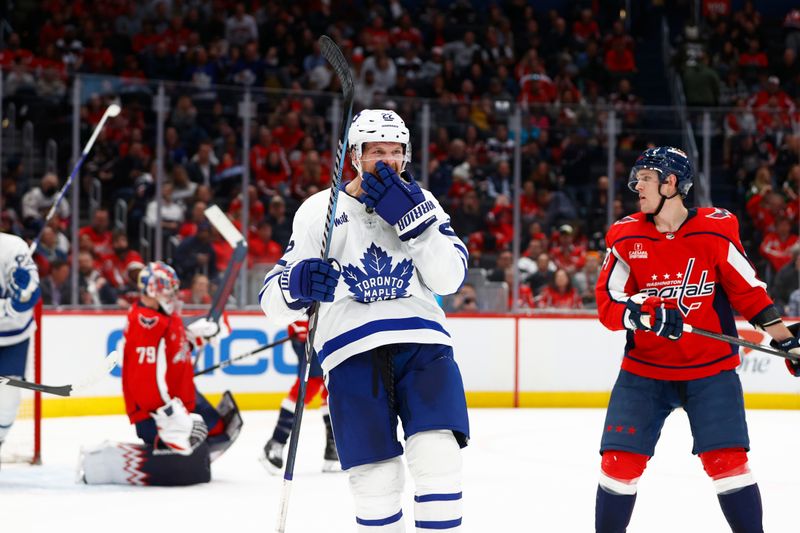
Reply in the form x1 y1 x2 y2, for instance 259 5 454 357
0 301 42 465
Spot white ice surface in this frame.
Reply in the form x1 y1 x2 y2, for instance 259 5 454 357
2 408 800 532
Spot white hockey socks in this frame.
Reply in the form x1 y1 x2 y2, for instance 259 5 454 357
0 381 22 442
350 456 405 532
406 430 463 532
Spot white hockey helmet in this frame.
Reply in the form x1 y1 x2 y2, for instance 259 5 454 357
348 109 411 173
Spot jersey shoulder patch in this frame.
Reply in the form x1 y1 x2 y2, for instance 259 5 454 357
704 207 733 220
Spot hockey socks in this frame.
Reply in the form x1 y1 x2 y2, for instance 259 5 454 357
717 484 763 533
595 450 648 533
700 448 763 533
595 486 636 533
271 405 294 445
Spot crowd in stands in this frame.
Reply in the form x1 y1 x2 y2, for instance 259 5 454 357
0 1 798 312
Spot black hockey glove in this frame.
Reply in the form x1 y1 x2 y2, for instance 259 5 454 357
769 323 800 377
624 294 683 340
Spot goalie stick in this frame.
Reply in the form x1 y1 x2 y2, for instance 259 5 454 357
203 205 247 323
194 336 290 377
276 34 354 533
0 350 120 397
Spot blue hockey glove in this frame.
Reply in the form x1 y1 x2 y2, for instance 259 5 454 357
769 323 800 377
360 161 437 241
624 294 683 340
281 258 340 304
8 266 40 312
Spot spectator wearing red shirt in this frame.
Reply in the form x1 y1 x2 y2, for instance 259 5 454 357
228 186 265 235
362 15 391 52
79 208 113 259
82 34 114 73
101 230 144 289
536 268 583 309
248 220 283 266
760 217 798 273
272 112 306 153
746 188 786 234
573 9 600 44
549 224 587 275
179 273 212 305
605 39 636 74
390 13 423 51
178 201 208 240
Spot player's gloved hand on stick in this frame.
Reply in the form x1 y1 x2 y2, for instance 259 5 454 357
769 322 800 377
288 321 309 342
361 161 437 240
187 316 230 350
282 258 340 303
151 397 208 456
624 294 683 340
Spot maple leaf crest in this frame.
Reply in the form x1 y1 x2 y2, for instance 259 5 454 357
342 243 414 302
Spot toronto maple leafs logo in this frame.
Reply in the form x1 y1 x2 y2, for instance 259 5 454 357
342 243 414 303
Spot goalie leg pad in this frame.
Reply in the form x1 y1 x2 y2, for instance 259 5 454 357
0 378 22 442
207 390 243 462
599 450 649 495
80 440 211 486
406 430 463 532
699 448 754 493
349 456 405 532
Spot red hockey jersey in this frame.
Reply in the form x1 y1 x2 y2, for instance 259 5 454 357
596 208 775 380
122 301 196 424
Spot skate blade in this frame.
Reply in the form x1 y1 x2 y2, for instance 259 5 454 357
322 459 342 473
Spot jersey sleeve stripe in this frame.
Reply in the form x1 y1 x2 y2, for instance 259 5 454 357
155 344 171 405
607 247 632 303
726 242 767 289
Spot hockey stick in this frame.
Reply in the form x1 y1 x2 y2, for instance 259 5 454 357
642 314 800 362
683 323 800 362
202 205 247 323
193 336 290 377
30 103 121 255
0 350 120 397
276 34 354 533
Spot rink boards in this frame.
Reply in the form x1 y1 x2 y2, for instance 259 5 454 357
38 311 800 416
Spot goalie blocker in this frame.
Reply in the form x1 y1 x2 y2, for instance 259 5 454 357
80 391 242 485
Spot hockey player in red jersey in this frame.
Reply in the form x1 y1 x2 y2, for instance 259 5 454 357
594 146 800 533
79 261 243 485
260 320 340 473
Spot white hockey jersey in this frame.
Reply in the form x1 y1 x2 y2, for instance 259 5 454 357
259 187 468 372
0 232 40 346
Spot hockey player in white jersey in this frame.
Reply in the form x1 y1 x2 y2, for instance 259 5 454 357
0 232 41 468
260 109 469 532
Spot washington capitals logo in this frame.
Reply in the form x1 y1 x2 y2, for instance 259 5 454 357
138 315 158 329
641 257 714 316
342 243 414 303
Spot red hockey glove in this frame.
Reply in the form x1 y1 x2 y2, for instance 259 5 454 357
288 321 309 343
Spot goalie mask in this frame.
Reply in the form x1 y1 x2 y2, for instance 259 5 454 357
348 109 411 174
138 261 180 314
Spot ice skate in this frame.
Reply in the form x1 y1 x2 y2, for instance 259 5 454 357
260 438 284 474
322 424 341 473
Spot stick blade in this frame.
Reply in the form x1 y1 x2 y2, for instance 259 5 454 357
204 205 245 247
319 35 354 100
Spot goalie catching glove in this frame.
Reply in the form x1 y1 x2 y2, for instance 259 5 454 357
361 161 437 241
624 294 683 340
151 397 208 456
769 322 800 377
